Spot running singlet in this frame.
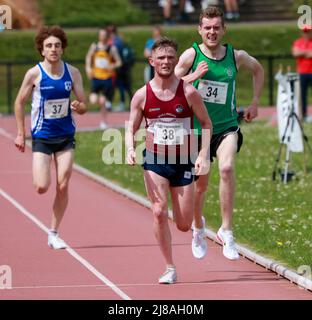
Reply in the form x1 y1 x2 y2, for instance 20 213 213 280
31 62 75 139
91 44 114 80
192 43 238 135
143 80 194 156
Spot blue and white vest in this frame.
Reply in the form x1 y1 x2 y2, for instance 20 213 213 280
31 62 75 139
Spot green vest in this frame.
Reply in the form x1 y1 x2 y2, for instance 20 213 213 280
192 42 238 135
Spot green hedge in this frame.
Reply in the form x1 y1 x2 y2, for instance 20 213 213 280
38 0 149 27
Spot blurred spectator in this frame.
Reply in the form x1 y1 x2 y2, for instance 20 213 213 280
158 0 194 25
85 27 122 129
201 0 219 10
116 39 135 111
107 23 130 111
292 25 312 122
144 26 163 83
224 0 240 21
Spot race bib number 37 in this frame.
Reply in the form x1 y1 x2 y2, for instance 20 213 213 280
198 79 228 104
44 98 69 119
154 122 184 145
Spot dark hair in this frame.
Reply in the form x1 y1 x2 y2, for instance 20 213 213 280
199 6 224 26
35 26 68 56
151 37 178 52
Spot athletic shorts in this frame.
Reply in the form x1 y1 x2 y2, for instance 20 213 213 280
91 78 114 101
197 126 243 162
32 136 75 155
142 149 194 187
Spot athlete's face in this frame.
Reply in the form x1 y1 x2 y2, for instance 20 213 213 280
98 29 109 43
198 17 226 49
41 36 63 62
149 46 178 78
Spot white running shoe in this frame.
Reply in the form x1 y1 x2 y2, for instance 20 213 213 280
217 228 239 260
158 267 177 284
48 233 67 250
191 217 207 259
99 122 108 130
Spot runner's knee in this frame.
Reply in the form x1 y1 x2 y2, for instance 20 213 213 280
219 164 234 180
56 181 69 195
152 203 168 222
176 220 191 232
34 183 49 194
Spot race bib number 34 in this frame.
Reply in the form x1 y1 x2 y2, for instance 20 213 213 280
44 98 69 119
154 122 184 145
198 79 228 104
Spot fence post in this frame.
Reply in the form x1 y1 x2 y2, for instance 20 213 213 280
6 62 12 114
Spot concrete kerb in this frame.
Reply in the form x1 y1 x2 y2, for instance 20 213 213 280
73 162 312 293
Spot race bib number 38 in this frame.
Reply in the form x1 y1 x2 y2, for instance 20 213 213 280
154 122 184 145
44 98 69 119
198 79 228 104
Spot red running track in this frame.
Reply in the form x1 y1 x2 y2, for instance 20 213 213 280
0 112 312 300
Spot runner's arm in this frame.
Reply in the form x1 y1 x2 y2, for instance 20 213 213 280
85 43 96 79
14 68 37 152
235 50 264 122
175 48 208 83
70 66 87 115
125 87 145 165
110 45 122 69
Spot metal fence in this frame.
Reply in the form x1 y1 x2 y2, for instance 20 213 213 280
0 55 295 114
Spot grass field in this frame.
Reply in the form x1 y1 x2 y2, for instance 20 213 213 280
74 121 312 273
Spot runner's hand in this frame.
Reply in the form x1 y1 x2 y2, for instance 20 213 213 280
71 100 86 114
126 148 136 165
15 134 25 153
194 156 210 176
244 105 258 122
194 61 209 79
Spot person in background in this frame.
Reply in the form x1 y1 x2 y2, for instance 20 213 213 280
224 0 240 21
144 26 163 83
158 0 190 25
292 24 312 122
85 27 122 129
107 23 130 111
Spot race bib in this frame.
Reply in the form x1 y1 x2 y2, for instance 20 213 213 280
95 57 109 69
44 98 69 119
154 122 184 145
198 79 228 104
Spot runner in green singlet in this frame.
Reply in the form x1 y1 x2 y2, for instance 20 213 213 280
175 6 264 261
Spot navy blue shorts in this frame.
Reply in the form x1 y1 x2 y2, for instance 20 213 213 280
142 150 194 187
32 136 75 155
91 78 114 101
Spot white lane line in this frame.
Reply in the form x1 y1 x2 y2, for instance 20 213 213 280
0 187 131 300
10 280 287 291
